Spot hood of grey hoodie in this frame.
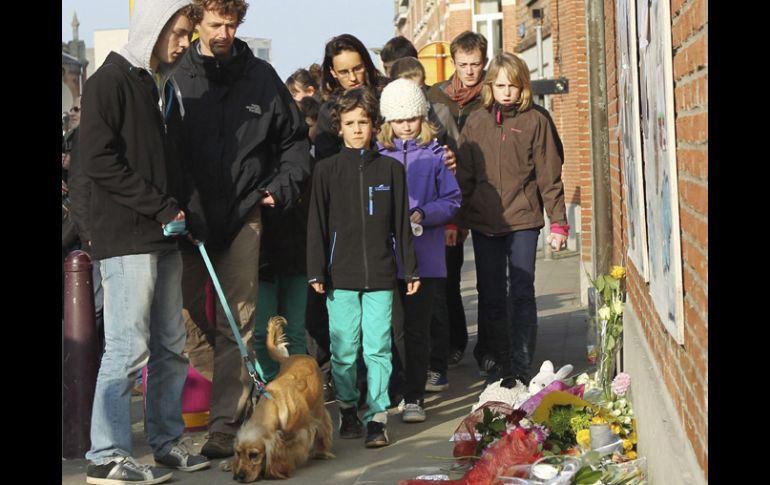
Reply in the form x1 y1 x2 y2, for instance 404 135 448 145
120 0 191 115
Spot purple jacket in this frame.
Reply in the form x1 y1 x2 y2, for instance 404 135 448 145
378 138 461 278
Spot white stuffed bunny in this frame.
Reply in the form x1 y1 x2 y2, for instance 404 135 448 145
471 378 531 412
528 360 574 395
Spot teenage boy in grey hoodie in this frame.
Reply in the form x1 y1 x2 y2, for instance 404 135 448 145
80 1 209 483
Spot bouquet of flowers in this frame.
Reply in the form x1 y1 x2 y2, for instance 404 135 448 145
587 265 627 400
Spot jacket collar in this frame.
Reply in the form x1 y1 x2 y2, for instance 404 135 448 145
187 38 250 84
339 144 379 164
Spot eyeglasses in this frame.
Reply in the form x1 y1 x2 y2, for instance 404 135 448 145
335 64 366 79
70 106 80 113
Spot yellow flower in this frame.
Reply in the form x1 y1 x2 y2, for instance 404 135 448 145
611 424 622 435
625 450 638 460
592 416 606 424
623 439 633 451
610 266 626 279
577 429 591 448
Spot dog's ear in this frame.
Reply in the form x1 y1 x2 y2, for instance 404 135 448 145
277 392 310 433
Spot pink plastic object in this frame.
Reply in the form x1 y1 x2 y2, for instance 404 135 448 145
142 364 212 431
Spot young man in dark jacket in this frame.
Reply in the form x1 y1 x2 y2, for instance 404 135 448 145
79 1 209 483
174 0 310 459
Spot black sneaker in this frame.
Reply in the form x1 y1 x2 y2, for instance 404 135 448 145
154 438 210 472
447 349 464 368
200 431 235 459
338 406 364 439
364 421 389 448
86 456 172 485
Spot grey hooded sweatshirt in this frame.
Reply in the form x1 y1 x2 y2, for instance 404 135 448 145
79 0 193 260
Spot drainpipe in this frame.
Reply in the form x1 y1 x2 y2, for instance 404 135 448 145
585 0 612 277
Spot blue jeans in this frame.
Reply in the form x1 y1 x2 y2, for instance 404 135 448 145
471 230 539 377
86 251 188 464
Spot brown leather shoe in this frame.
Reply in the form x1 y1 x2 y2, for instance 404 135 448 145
200 431 234 458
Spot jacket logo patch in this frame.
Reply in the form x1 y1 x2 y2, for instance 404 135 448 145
373 184 391 192
246 104 262 115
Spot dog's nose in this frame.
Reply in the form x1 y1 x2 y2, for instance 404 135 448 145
234 470 245 481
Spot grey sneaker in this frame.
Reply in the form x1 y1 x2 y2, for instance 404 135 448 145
154 438 210 472
425 370 449 392
402 402 426 423
86 456 172 485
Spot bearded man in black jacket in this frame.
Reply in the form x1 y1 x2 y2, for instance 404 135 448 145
174 0 310 459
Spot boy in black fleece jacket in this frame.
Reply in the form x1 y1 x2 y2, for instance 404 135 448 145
306 87 419 448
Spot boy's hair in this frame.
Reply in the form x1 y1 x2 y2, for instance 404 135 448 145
321 34 387 99
450 31 488 61
331 87 381 133
481 52 533 112
299 96 320 121
380 36 418 64
389 57 426 84
377 117 437 150
285 68 318 94
189 0 248 25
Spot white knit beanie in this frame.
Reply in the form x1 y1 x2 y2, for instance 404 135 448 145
380 78 429 121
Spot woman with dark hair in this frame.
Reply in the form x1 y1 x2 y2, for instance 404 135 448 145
315 33 388 159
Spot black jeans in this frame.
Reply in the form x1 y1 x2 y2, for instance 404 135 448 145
397 278 438 403
471 230 539 377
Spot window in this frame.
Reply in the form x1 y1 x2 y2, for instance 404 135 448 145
473 0 503 59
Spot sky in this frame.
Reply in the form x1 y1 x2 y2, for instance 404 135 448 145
62 0 396 80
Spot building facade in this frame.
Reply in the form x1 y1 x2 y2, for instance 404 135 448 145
394 1 708 482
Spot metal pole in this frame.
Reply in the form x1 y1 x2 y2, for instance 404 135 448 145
586 0 612 277
535 21 553 260
63 250 99 458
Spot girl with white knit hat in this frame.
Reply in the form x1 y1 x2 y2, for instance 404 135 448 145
377 78 462 423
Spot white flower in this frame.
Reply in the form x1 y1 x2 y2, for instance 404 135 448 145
576 373 590 385
616 399 627 409
605 401 614 410
598 305 611 321
612 300 624 316
611 409 622 417
623 416 632 424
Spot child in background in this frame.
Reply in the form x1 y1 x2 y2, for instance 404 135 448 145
285 67 320 103
306 87 419 448
456 52 569 385
376 79 461 422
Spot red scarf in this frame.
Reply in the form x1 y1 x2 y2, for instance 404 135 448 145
445 73 484 108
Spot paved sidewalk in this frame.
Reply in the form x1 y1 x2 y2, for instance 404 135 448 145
62 246 586 484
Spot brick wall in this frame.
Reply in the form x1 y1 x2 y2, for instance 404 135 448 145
550 0 591 261
603 0 708 479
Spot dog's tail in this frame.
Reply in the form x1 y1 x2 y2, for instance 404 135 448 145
266 315 290 363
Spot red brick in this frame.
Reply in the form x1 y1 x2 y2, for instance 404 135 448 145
678 147 708 179
679 177 708 214
679 207 707 243
681 237 707 283
673 32 707 78
676 111 708 144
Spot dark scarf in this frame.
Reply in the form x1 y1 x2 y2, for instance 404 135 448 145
493 102 519 125
445 73 484 108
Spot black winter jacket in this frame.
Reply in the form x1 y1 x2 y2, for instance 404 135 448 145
175 39 310 248
79 52 183 260
307 146 418 290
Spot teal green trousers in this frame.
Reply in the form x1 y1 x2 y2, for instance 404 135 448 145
253 275 308 381
326 288 393 424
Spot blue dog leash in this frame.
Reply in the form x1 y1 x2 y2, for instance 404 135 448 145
164 220 272 400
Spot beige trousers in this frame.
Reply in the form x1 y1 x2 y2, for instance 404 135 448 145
182 205 261 435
